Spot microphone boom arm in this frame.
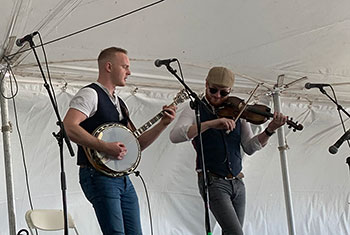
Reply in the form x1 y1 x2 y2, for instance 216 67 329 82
317 86 350 119
317 85 350 155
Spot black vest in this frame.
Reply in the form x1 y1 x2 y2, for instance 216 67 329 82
77 83 128 166
192 99 242 177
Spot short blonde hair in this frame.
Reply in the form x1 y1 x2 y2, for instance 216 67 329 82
97 47 128 68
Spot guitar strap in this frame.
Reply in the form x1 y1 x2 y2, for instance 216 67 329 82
119 98 137 132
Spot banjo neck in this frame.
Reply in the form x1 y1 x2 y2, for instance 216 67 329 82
133 100 178 138
133 112 165 138
132 89 188 138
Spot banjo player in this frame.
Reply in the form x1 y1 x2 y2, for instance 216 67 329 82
63 46 176 235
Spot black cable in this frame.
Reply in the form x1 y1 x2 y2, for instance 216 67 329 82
176 60 184 82
10 76 38 235
0 58 18 99
37 32 58 106
134 171 154 235
175 59 195 104
329 85 350 149
16 228 29 235
5 0 165 60
10 73 35 209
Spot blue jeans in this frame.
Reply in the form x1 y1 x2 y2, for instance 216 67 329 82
198 173 246 235
79 167 142 235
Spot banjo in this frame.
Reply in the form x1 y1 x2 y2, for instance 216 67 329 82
84 89 189 177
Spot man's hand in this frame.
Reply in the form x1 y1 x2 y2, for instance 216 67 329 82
160 105 177 126
209 117 236 131
102 141 127 160
267 112 288 132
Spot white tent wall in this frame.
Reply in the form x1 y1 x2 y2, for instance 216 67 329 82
2 1 350 234
0 82 349 235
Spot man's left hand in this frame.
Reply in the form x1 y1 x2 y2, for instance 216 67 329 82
160 105 176 125
267 112 288 132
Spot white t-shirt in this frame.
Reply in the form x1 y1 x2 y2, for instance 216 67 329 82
69 82 124 120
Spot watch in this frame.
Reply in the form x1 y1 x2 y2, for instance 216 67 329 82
264 128 275 136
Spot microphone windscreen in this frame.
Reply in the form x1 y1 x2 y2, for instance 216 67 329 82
328 145 338 154
154 59 161 67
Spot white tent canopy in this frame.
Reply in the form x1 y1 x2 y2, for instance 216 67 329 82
1 0 350 234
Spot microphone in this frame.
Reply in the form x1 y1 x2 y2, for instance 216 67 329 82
154 58 177 67
16 31 38 47
329 129 350 154
304 82 331 89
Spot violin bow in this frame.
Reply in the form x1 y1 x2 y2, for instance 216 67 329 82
233 83 261 123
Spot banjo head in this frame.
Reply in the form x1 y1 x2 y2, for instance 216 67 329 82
89 123 141 177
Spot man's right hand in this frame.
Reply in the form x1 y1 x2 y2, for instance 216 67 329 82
208 118 236 131
102 142 127 160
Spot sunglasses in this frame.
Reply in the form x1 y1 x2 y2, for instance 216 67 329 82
208 87 231 97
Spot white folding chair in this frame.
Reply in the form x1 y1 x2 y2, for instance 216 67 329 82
25 209 79 234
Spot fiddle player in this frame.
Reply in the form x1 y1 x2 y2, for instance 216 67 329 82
169 66 287 235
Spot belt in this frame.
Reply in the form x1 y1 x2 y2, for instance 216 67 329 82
198 171 244 180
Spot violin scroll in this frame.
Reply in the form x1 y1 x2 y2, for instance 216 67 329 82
286 117 303 132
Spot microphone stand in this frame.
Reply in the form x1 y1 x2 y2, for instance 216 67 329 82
318 87 350 170
26 36 75 235
164 63 212 235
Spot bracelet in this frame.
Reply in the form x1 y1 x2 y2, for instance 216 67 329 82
264 128 275 136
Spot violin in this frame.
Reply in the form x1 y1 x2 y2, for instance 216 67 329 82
216 96 303 132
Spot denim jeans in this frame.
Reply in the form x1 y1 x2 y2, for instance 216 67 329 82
79 167 142 235
198 173 246 235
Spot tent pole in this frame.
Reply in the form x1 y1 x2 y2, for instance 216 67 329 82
0 72 17 235
271 87 296 235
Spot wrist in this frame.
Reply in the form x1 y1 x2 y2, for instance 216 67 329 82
159 120 170 128
264 128 275 136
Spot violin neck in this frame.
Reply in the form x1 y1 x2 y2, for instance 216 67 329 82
246 106 303 131
246 106 273 118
